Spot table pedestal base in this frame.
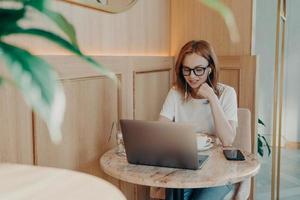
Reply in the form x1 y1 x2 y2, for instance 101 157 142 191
166 188 184 200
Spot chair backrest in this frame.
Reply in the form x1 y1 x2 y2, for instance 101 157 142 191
233 108 251 152
224 108 252 200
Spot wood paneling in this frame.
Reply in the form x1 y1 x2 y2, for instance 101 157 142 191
33 56 173 200
34 76 119 174
171 0 253 56
1 0 256 197
132 60 173 200
0 65 33 164
0 55 255 200
3 0 253 55
134 70 171 120
34 74 124 194
6 0 170 55
219 69 240 100
0 85 33 164
219 55 257 152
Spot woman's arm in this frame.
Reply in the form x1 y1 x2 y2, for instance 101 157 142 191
209 95 236 146
198 83 236 146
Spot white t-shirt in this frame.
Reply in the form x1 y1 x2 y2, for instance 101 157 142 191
160 83 238 135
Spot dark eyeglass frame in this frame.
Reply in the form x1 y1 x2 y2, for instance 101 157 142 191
181 66 209 76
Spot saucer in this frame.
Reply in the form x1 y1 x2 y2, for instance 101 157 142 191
197 143 213 151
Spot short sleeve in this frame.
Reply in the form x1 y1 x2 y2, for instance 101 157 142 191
221 87 238 124
160 89 176 121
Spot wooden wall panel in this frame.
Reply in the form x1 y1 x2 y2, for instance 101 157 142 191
0 64 33 164
0 84 33 164
6 0 170 55
34 76 119 177
219 69 241 104
171 0 253 56
133 61 173 200
31 56 173 200
0 54 255 199
132 58 173 200
134 70 171 120
219 56 257 152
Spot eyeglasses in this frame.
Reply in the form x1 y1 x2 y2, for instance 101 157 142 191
182 66 208 76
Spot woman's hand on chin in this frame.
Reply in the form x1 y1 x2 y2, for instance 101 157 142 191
197 83 216 100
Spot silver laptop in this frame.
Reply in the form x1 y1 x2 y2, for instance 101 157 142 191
120 119 209 170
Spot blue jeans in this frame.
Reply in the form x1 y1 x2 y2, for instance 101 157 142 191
183 185 234 200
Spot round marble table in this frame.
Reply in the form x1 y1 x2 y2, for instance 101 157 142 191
0 163 126 200
100 145 260 199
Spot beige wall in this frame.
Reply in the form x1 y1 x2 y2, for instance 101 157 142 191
6 0 253 56
7 0 170 55
171 0 253 56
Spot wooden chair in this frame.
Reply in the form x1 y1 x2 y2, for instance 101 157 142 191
150 108 252 200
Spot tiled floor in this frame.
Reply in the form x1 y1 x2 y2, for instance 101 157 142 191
256 148 300 200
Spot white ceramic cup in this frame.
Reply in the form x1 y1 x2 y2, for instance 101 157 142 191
196 134 212 148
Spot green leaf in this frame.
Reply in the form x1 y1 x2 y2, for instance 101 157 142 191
0 76 4 86
1 0 78 47
0 0 47 10
24 0 48 11
258 118 266 126
0 41 65 143
4 27 116 81
24 1 78 47
0 8 25 33
257 136 263 148
257 136 263 157
261 135 271 156
258 145 263 157
42 9 78 47
0 8 25 23
0 0 117 144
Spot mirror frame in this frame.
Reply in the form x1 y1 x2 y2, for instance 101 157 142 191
60 0 138 13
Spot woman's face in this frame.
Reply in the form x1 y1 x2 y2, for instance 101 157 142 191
182 53 210 90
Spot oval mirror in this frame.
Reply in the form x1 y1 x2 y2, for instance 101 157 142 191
61 0 138 13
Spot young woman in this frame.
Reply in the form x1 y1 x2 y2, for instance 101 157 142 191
159 40 238 200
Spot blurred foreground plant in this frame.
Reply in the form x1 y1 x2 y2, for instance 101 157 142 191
0 0 116 143
257 119 271 157
200 0 240 43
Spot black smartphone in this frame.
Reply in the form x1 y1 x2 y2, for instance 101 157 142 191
223 149 245 161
